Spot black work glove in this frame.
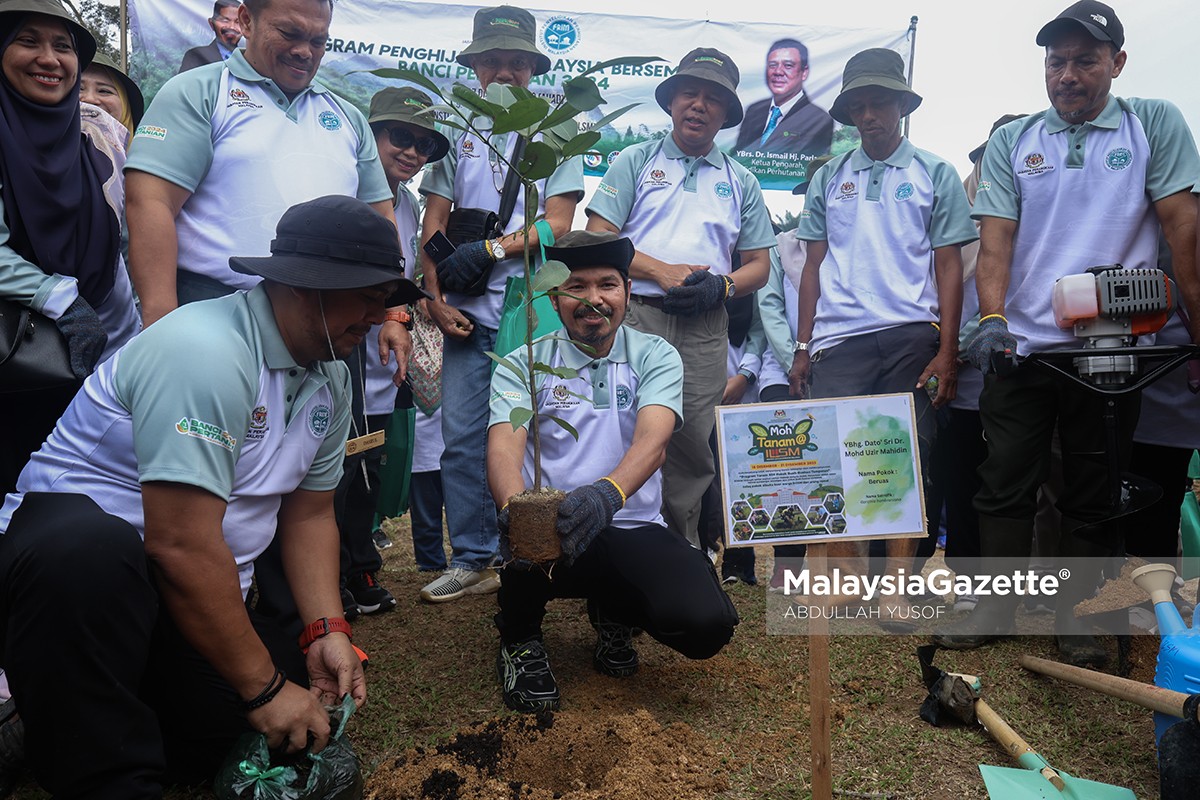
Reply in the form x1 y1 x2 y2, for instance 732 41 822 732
963 316 1018 374
55 297 107 379
556 479 624 566
435 240 496 294
662 271 731 316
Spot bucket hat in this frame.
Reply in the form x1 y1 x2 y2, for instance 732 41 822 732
546 230 634 279
655 47 744 129
791 154 834 196
455 5 550 76
829 48 921 126
0 0 96 69
368 87 450 162
230 195 427 306
1036 0 1124 49
88 52 144 127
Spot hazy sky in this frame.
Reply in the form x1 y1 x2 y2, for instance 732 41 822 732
545 0 1198 213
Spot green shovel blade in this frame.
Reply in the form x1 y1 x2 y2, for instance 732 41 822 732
979 764 1136 799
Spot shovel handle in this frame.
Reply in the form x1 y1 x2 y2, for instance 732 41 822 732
1020 654 1192 718
975 698 1067 791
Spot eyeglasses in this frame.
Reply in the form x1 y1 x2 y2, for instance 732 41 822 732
476 55 534 74
386 126 440 157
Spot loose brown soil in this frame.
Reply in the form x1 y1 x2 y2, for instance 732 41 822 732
507 489 566 563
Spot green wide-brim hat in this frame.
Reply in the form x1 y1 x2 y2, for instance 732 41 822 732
455 5 551 76
0 0 96 69
368 87 450 162
654 47 743 129
829 48 922 126
89 51 144 127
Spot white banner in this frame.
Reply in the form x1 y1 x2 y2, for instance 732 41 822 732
129 1 907 191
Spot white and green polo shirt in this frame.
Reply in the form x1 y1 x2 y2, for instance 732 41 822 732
973 95 1200 355
797 137 977 354
125 51 391 291
488 326 683 528
0 285 352 596
586 137 776 298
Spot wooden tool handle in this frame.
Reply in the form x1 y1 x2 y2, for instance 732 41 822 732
975 698 1066 791
1020 654 1190 718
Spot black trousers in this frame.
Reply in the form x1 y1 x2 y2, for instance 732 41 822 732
1122 441 1193 561
496 524 738 660
0 493 307 799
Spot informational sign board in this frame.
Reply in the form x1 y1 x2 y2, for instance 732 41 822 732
716 393 925 546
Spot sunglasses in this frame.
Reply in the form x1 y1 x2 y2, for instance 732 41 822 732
386 126 440 157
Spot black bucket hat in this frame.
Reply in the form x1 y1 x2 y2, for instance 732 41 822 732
230 195 427 306
655 47 744 129
455 5 551 76
829 48 921 126
88 51 144 127
791 154 834 196
0 0 96 69
546 230 634 279
368 87 450 162
1036 0 1124 49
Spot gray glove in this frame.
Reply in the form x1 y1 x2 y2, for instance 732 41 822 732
662 270 730 316
436 240 496 294
55 297 107 379
556 479 624 566
964 316 1018 374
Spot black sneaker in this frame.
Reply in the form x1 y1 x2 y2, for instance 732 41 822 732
592 620 639 677
346 571 396 615
371 528 393 550
497 638 560 712
340 586 361 622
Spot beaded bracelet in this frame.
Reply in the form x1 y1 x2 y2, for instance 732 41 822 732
244 668 287 712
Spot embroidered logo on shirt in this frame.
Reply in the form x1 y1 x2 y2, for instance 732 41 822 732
319 111 342 131
1105 147 1133 171
492 390 524 402
175 417 237 451
598 182 618 198
835 181 857 201
894 182 915 201
245 405 269 441
541 16 580 54
616 385 633 409
548 384 579 408
309 404 332 437
1017 152 1055 177
461 138 479 158
643 168 672 188
133 124 167 142
714 181 734 199
977 180 992 192
227 87 261 109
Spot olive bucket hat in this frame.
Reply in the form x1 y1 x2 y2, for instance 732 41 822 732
654 47 744 129
368 87 450 162
0 0 96 69
455 5 551 76
829 48 921 126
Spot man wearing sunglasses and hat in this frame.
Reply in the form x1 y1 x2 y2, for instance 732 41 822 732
0 196 425 797
586 48 775 548
487 231 738 712
417 5 583 604
936 1 1200 666
788 48 976 625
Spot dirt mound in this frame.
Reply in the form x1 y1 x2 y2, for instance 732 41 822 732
367 707 726 800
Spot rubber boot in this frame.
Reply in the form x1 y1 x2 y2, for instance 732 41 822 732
932 515 1032 649
1053 517 1115 668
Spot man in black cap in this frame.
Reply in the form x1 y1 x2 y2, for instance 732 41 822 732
935 0 1200 666
487 230 738 712
586 48 776 549
0 196 424 797
417 4 584 604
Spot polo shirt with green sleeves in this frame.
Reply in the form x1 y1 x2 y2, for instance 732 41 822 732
125 51 391 291
973 95 1200 354
488 325 683 529
0 285 352 597
586 137 776 298
797 138 976 354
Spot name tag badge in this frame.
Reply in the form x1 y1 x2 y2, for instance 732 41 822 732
345 430 386 456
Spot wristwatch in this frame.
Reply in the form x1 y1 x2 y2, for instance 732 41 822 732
723 275 737 300
793 341 810 353
486 238 506 262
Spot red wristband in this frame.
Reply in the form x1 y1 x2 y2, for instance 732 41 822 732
385 308 411 325
298 616 352 649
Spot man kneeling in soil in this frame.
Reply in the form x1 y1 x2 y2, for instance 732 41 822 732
487 230 739 712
